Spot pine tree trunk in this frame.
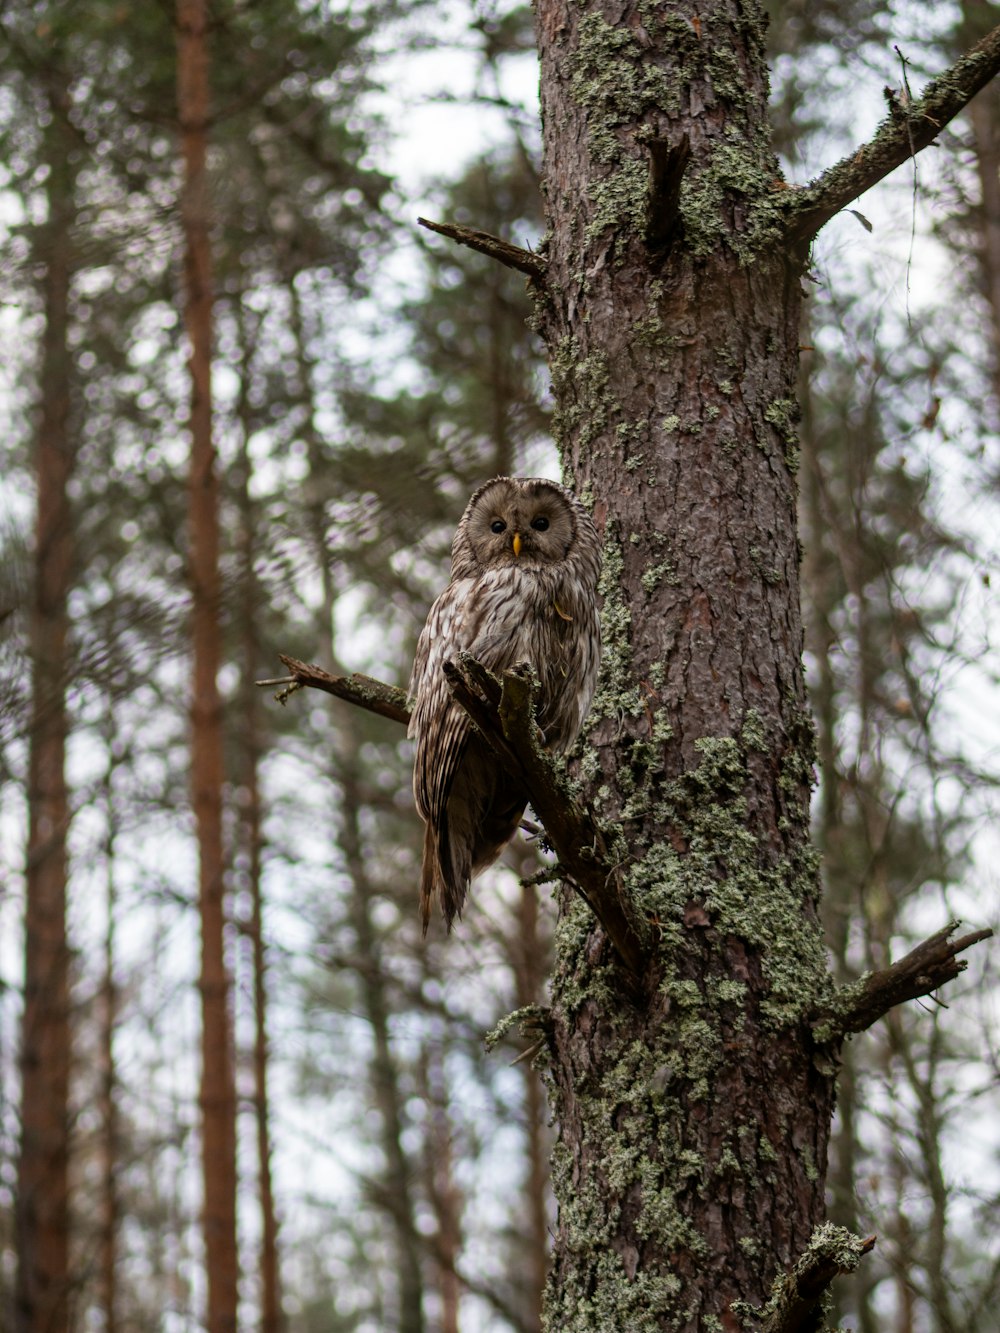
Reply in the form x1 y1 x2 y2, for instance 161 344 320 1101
421 1043 461 1333
533 1 835 1323
177 2 238 1327
512 877 550 1332
99 734 119 1333
341 749 427 1333
17 83 76 1333
960 0 1000 409
234 306 284 1333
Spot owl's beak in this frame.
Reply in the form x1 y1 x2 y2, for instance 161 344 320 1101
512 532 522 558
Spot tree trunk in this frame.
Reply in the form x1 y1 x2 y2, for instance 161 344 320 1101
340 748 427 1333
17 80 76 1333
234 296 284 1333
799 316 876 1333
512 875 550 1333
961 0 1000 410
420 1041 461 1333
177 1 238 1327
99 731 119 1333
533 1 834 1323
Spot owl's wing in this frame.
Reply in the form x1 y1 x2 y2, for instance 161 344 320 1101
409 579 476 828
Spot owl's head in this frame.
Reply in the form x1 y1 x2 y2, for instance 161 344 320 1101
452 476 594 576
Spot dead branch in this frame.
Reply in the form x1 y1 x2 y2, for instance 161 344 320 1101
645 134 690 252
755 1225 877 1333
813 921 993 1043
256 654 410 725
444 655 648 984
784 21 1000 245
417 216 547 282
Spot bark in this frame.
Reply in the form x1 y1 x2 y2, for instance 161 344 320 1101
17 78 76 1333
526 4 997 1321
177 2 238 1327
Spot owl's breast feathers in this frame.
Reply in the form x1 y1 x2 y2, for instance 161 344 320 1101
408 518 601 930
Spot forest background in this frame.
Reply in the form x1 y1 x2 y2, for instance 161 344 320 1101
0 0 998 1330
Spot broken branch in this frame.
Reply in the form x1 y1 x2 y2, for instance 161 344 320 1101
784 21 1000 245
417 216 547 282
445 656 647 983
756 1225 877 1333
814 920 993 1043
256 654 410 725
645 134 690 252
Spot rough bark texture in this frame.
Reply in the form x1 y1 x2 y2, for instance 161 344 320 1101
17 81 76 1333
533 2 834 1325
177 2 239 1327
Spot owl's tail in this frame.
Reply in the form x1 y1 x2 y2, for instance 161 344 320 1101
420 816 471 935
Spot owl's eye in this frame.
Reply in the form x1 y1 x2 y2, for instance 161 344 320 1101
490 519 507 533
531 515 550 531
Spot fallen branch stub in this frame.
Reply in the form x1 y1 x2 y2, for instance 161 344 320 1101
644 133 690 252
417 216 547 283
256 654 411 725
443 655 648 984
754 1225 877 1333
813 920 993 1043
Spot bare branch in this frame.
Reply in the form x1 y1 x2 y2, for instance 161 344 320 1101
813 921 993 1043
645 134 690 252
256 655 410 725
755 1225 877 1333
445 655 648 984
417 216 547 282
784 22 1000 245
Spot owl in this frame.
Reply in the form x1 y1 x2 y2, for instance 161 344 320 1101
408 476 602 932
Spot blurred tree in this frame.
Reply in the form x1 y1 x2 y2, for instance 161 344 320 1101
8 47 78 1333
175 3 239 1329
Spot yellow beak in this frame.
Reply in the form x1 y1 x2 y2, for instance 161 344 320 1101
512 532 522 558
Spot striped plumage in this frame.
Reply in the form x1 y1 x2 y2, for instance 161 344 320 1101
408 477 602 931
